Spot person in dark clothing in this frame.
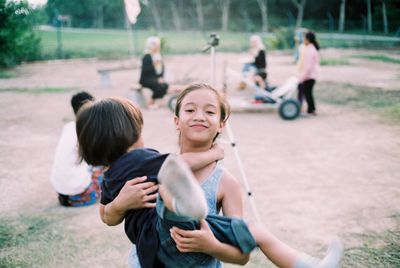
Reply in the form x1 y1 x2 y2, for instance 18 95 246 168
139 36 181 109
241 35 268 89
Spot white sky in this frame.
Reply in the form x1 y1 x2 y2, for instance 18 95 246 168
27 0 47 6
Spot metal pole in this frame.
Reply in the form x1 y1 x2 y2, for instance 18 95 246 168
208 35 261 223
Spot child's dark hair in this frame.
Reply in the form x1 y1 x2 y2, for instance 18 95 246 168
76 97 143 166
174 83 230 123
305 31 320 51
71 91 95 115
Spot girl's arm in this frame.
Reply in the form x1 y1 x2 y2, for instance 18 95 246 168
170 171 251 265
101 176 158 226
180 143 224 171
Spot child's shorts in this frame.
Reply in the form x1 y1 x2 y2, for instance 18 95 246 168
58 167 103 207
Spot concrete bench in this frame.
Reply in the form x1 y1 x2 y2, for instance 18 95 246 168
97 65 139 88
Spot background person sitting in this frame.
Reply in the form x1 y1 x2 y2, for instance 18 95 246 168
139 36 181 109
240 35 268 89
50 91 103 207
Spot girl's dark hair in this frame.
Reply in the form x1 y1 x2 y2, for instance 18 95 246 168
305 31 320 51
174 83 230 123
76 97 143 166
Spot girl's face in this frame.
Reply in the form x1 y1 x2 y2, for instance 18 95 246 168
175 89 225 147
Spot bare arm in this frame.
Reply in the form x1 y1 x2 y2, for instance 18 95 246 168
180 143 224 171
101 176 158 226
170 171 250 265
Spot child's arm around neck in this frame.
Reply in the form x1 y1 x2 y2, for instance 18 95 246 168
180 143 223 171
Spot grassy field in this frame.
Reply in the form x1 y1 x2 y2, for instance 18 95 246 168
36 28 400 61
36 28 256 60
317 82 400 123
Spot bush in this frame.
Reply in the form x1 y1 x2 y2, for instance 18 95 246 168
267 27 295 50
0 0 41 67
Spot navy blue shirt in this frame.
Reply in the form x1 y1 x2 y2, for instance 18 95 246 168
101 148 168 268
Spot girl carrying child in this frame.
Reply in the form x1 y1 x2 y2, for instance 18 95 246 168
76 84 342 268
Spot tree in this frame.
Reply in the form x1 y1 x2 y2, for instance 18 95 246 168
291 0 307 28
338 0 346 32
382 0 388 34
170 1 182 31
0 0 41 67
194 0 204 31
256 0 268 32
148 0 162 31
220 0 231 32
366 0 372 32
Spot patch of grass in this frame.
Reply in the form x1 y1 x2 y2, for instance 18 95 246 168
353 54 400 65
0 69 17 79
343 230 400 267
0 215 74 267
320 58 350 66
0 87 77 94
317 82 400 123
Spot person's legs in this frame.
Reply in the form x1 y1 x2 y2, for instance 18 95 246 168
248 222 343 268
297 82 305 110
303 79 316 114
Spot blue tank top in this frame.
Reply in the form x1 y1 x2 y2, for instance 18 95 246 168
156 162 225 268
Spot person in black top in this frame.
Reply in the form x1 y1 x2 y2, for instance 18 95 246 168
241 35 268 89
139 36 181 109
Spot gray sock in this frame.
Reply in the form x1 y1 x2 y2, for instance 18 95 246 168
158 154 208 219
293 239 343 268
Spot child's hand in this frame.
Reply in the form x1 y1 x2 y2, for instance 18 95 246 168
114 176 158 212
169 219 219 254
211 143 224 161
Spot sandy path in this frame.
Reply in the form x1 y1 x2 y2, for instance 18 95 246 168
0 50 399 267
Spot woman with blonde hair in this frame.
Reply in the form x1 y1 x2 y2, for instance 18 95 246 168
241 34 268 89
139 36 180 109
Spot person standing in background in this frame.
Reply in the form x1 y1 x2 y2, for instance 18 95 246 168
297 31 320 115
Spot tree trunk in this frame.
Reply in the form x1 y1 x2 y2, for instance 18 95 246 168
97 5 104 28
256 0 268 33
366 0 372 32
338 0 346 32
169 1 182 31
382 0 388 34
292 0 307 28
149 0 162 31
195 0 204 31
220 0 231 32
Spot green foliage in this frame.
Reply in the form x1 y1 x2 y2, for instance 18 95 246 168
353 54 400 65
320 58 350 66
267 27 295 49
0 69 16 79
0 0 41 67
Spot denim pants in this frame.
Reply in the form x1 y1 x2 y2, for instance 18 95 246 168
156 197 256 268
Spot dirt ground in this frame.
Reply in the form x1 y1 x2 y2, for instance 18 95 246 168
0 49 399 267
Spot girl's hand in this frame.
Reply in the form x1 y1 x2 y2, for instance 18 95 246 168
170 219 219 254
113 176 158 212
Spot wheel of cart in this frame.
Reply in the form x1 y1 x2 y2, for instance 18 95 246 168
278 99 300 120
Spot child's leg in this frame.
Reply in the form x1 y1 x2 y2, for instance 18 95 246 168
158 154 208 219
249 223 300 268
249 223 343 268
